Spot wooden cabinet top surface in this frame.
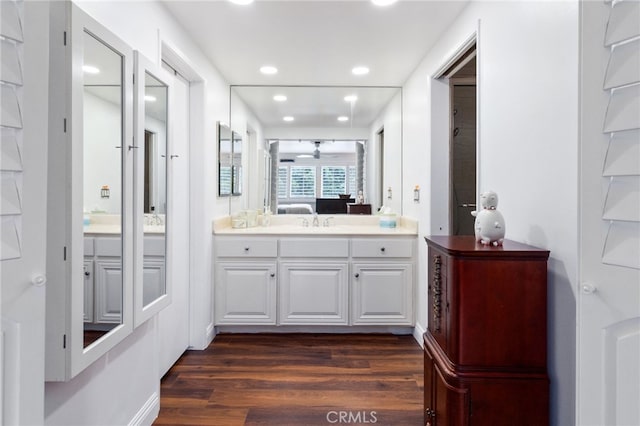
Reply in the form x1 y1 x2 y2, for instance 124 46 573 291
425 235 549 260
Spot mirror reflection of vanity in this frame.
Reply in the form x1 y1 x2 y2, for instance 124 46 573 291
45 3 171 381
228 85 403 216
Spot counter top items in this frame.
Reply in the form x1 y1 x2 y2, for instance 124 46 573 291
212 214 417 236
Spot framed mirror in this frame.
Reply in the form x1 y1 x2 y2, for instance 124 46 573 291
45 3 135 382
232 130 242 195
133 52 172 327
218 122 232 196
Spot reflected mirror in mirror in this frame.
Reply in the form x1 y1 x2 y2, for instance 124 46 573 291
218 122 232 196
230 85 402 216
82 30 124 348
232 131 242 195
142 70 167 308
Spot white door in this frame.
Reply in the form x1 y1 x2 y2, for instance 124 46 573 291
0 1 49 423
579 2 640 425
158 71 191 377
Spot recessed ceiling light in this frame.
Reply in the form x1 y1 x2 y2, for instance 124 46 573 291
283 116 294 122
260 65 278 75
372 0 397 6
144 95 157 102
229 0 254 4
273 95 287 102
351 66 370 76
344 95 358 102
83 65 100 74
338 116 349 122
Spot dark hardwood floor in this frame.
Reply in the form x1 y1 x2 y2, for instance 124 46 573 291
155 333 424 425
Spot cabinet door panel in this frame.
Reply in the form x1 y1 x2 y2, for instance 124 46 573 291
94 259 123 323
434 364 469 426
215 262 276 324
279 262 348 324
142 258 165 307
352 263 413 325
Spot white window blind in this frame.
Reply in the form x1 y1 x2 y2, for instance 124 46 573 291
348 165 357 196
278 166 288 198
321 166 346 197
290 166 316 198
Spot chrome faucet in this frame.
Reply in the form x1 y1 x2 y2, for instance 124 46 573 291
312 213 319 227
323 217 334 227
298 216 309 227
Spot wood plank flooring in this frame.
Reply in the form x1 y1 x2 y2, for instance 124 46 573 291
154 333 424 425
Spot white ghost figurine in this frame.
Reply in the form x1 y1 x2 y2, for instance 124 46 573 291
471 191 505 246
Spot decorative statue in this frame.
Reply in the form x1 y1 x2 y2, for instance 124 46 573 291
356 190 365 204
471 190 505 246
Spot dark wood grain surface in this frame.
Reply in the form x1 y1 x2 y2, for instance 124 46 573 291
155 333 424 425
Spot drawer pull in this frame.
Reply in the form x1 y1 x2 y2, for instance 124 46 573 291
270 272 275 278
380 247 386 252
354 273 360 278
244 247 250 252
432 255 442 333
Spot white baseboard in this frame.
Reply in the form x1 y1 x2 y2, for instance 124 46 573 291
412 323 426 348
128 392 160 426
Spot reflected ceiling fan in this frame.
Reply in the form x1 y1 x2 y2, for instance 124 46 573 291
313 140 321 159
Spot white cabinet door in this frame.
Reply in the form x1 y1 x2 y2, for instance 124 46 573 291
215 262 277 324
94 259 123 323
83 260 94 323
279 262 349 325
142 257 165 308
351 263 413 325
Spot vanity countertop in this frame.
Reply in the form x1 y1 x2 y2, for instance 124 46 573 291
212 215 418 236
83 224 166 235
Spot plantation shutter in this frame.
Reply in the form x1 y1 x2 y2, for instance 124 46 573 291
601 0 640 269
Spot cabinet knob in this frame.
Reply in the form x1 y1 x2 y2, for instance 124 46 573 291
31 274 47 287
380 247 386 252
270 272 275 278
354 273 360 278
581 282 597 295
84 271 90 277
244 247 250 252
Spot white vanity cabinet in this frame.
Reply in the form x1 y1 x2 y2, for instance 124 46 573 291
214 237 278 324
351 238 414 325
279 237 350 324
213 231 416 328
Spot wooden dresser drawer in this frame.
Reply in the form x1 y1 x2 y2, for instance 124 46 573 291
215 237 278 258
351 238 413 258
280 238 349 258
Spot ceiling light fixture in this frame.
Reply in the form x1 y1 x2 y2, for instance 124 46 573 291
351 66 370 76
144 95 157 102
260 65 278 75
82 65 100 74
273 95 287 102
344 95 358 102
371 0 397 6
338 116 349 122
283 116 294 122
229 0 254 5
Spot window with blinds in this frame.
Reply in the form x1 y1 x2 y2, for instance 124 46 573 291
321 166 347 197
290 166 316 198
348 165 357 196
277 166 288 198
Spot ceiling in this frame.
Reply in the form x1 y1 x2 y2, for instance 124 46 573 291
161 0 470 128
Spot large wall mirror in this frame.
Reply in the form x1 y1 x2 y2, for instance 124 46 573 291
229 85 402 216
133 52 172 327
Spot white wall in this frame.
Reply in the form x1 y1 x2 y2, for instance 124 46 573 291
402 2 579 425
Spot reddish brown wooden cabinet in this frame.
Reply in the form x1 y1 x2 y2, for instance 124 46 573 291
424 236 550 426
